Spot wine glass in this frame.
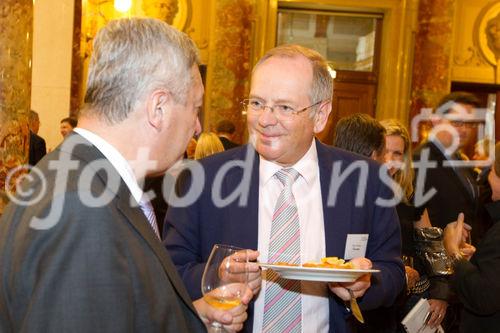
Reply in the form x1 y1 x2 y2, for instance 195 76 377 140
201 244 249 333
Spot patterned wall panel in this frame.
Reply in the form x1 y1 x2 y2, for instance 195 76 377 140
0 0 33 215
206 0 254 143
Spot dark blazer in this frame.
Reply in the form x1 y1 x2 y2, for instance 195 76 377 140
0 134 205 332
164 141 405 333
413 140 482 244
28 130 46 166
452 201 500 332
219 136 239 150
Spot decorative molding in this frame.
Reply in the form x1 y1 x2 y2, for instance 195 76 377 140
454 45 489 66
474 1 500 67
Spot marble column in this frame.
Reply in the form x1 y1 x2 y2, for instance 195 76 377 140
206 0 254 143
410 0 455 120
0 0 33 215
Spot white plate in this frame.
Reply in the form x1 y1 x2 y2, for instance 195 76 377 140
259 263 380 282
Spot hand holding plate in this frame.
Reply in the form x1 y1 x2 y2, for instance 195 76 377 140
328 257 372 301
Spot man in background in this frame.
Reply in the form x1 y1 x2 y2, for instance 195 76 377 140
216 119 240 150
414 92 482 243
333 113 386 163
413 91 484 332
60 116 78 138
0 18 251 332
28 110 47 166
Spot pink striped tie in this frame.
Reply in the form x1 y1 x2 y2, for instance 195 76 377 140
263 168 302 333
139 198 160 239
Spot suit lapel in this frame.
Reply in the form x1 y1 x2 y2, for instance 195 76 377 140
223 145 260 250
316 140 353 257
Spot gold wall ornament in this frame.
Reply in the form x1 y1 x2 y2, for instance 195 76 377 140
77 0 192 106
475 1 500 82
141 0 191 31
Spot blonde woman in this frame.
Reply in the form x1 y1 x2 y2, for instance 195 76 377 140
194 132 225 160
381 119 447 330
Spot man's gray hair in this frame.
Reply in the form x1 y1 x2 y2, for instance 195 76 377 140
254 44 333 105
83 18 199 124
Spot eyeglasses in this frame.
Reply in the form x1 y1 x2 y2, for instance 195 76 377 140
449 121 477 128
241 98 326 118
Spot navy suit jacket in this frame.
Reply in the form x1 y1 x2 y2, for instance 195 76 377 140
164 141 404 333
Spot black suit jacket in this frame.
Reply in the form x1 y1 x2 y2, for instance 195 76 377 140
452 201 500 332
413 141 482 243
28 131 46 166
0 134 205 332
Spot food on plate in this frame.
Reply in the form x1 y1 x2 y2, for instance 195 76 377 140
303 257 353 269
270 257 353 269
274 262 299 266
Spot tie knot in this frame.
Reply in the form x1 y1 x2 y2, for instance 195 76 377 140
139 197 154 211
275 168 300 187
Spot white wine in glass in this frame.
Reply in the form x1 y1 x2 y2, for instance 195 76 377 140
201 244 249 332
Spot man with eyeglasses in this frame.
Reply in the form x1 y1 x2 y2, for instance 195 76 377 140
165 44 404 332
413 92 486 332
413 92 484 242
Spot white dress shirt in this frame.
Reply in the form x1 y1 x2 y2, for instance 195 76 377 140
73 128 144 204
252 140 329 333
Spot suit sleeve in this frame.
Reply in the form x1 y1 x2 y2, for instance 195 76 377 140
1 191 135 332
360 180 405 309
163 170 206 300
451 223 500 315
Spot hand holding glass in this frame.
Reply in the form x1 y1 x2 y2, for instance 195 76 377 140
201 244 249 332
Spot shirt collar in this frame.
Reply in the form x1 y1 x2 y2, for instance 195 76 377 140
259 139 318 186
73 127 144 203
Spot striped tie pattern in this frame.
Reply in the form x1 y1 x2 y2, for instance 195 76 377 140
139 198 160 239
263 168 302 333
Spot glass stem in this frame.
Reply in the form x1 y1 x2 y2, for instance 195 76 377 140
209 321 225 333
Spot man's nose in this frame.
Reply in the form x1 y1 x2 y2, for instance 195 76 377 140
258 106 279 125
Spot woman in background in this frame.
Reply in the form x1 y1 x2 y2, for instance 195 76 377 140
194 132 225 160
381 119 447 330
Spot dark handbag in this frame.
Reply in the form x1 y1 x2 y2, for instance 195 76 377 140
414 227 453 276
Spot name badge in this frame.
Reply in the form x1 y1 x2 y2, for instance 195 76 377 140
344 234 369 259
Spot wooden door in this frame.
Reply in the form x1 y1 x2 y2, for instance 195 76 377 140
317 71 377 145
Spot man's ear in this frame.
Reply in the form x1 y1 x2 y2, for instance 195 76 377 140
146 89 170 130
313 100 332 134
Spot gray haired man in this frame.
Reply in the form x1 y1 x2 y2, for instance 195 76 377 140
0 18 251 332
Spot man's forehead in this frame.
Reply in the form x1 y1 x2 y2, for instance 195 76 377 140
250 55 313 91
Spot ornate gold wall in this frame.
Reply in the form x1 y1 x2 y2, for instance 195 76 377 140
0 0 33 215
452 0 500 84
75 0 253 142
204 0 254 143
